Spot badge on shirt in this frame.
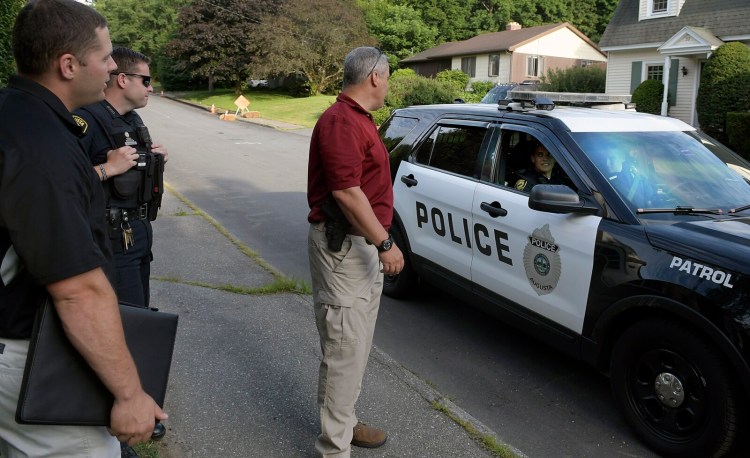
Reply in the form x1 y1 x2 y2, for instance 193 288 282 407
72 115 88 134
123 132 138 147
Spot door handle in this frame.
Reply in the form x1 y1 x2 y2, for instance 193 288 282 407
401 174 418 187
480 201 507 217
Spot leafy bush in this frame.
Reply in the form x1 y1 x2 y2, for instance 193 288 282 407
697 42 750 143
463 81 496 103
286 72 311 97
541 66 605 93
390 68 417 80
386 73 457 108
0 0 24 87
436 69 469 92
726 112 750 161
371 71 458 124
372 106 392 126
631 79 664 114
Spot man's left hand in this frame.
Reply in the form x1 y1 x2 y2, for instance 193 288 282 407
379 244 404 275
151 143 168 164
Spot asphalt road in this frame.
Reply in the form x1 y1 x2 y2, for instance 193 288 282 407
139 95 658 457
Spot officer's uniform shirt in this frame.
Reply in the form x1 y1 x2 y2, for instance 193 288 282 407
75 100 151 211
0 76 114 338
76 100 144 168
512 168 568 192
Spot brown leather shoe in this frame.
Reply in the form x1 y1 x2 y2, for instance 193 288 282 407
351 422 387 448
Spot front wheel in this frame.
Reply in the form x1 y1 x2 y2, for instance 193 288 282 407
610 319 745 457
383 222 417 298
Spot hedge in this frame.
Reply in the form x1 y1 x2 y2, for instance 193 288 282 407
696 42 750 143
727 111 750 161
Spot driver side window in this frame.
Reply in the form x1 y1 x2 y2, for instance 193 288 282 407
497 130 572 193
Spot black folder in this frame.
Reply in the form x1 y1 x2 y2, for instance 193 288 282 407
16 298 178 426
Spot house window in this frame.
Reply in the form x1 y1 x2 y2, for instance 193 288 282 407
461 57 476 78
652 0 668 13
646 64 663 81
526 56 541 77
488 55 500 77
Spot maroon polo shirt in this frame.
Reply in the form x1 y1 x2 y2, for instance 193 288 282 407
307 93 393 229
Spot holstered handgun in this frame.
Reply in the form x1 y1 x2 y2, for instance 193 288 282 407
321 198 347 252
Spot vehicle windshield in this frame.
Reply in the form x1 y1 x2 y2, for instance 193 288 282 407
571 130 750 219
480 85 515 104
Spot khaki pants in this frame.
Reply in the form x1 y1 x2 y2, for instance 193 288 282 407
0 339 119 458
308 223 383 458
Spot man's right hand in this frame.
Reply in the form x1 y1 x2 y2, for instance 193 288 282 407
110 390 168 445
106 146 138 176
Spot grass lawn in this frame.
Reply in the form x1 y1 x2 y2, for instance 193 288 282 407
180 89 336 128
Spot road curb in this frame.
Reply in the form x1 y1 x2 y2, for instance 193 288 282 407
369 345 528 458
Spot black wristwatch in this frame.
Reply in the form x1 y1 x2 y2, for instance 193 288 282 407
376 235 393 253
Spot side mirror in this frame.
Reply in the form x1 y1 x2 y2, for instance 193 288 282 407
528 184 599 214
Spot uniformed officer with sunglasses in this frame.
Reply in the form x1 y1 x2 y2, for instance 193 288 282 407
74 46 168 458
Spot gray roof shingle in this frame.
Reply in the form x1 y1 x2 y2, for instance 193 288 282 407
599 0 750 48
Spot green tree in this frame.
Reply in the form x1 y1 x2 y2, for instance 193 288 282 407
252 0 375 95
0 0 24 87
391 0 618 47
167 0 279 93
697 42 750 143
358 0 437 63
94 0 185 77
395 0 477 42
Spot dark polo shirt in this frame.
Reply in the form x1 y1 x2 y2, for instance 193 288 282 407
307 93 393 229
0 76 114 338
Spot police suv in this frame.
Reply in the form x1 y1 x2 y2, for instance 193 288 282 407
379 99 750 457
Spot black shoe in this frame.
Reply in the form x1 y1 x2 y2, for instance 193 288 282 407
152 421 166 441
120 442 139 458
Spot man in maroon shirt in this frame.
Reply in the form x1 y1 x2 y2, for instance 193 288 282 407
307 46 404 457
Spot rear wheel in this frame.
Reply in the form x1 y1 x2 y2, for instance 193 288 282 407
383 222 417 298
611 319 744 457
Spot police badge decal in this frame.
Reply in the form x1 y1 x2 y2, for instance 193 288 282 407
523 224 561 296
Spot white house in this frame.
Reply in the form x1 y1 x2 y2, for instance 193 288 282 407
599 0 750 126
400 22 607 86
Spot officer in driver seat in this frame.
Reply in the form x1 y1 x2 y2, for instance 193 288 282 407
607 145 659 208
512 141 568 192
75 47 167 457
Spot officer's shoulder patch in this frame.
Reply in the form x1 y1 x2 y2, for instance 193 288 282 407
72 115 88 133
515 179 527 191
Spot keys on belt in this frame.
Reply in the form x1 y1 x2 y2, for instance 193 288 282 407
106 205 148 251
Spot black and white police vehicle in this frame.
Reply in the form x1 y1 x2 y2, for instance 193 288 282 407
379 97 750 457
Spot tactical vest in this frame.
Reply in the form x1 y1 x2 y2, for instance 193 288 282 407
80 102 163 220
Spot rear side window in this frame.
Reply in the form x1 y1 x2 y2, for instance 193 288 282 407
415 125 488 178
379 115 419 152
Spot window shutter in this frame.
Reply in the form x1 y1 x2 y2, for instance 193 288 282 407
630 61 642 93
668 58 678 106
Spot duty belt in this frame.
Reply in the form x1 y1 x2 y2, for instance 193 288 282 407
107 204 148 222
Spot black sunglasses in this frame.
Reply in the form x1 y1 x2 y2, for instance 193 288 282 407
112 72 152 87
367 48 384 77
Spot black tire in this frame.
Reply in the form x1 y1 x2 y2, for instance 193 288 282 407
610 319 744 457
383 222 417 298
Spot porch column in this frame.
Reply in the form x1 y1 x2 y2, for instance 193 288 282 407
661 56 671 116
